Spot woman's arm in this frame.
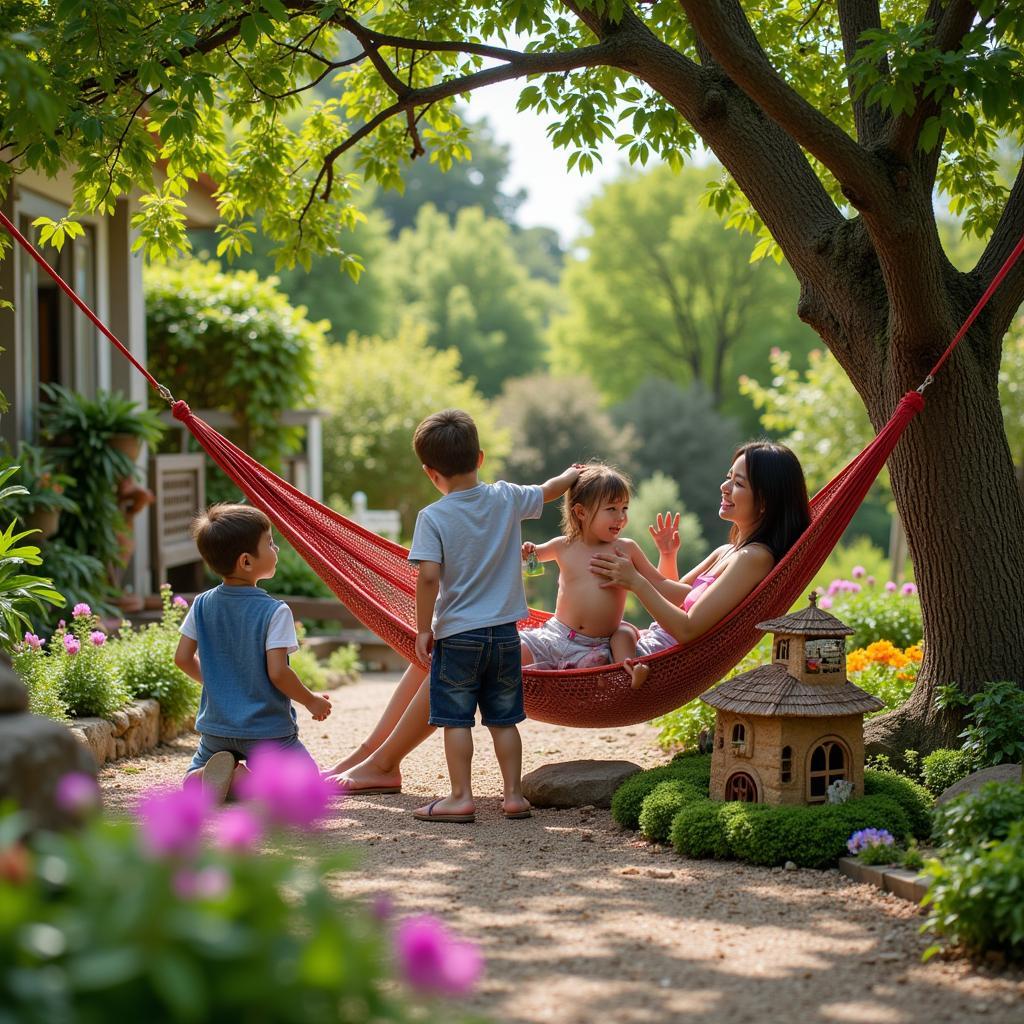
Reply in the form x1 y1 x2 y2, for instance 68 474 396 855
592 544 774 644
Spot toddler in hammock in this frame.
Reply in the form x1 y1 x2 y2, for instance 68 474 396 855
520 463 680 688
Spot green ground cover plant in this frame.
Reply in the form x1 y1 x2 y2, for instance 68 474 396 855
610 753 712 831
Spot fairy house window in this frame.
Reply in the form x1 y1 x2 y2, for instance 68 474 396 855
701 594 882 806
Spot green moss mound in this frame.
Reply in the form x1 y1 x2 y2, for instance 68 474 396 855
669 800 733 859
863 769 933 839
610 753 712 830
638 780 705 843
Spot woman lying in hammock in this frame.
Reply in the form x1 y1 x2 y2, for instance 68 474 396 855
323 441 810 794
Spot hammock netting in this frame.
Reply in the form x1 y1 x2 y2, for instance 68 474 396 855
171 392 923 728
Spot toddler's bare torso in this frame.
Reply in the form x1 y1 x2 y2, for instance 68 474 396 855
552 538 628 638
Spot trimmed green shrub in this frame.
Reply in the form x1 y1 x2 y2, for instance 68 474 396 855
290 646 328 692
920 748 973 796
670 800 732 859
638 780 704 843
863 768 933 839
932 781 1024 852
923 819 1024 961
722 796 911 868
610 753 712 830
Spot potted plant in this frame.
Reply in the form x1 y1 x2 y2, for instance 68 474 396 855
1 443 79 540
40 384 164 461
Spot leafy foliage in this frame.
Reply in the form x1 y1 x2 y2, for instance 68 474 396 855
932 781 1024 852
621 472 705 571
637 778 705 844
919 748 973 797
609 753 712 831
956 681 1024 768
863 768 934 840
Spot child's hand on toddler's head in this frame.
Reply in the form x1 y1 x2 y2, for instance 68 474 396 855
307 693 332 721
415 630 434 668
649 511 681 555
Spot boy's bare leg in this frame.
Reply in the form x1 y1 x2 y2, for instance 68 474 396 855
489 725 531 817
322 663 430 779
326 677 435 791
414 727 475 818
612 625 649 689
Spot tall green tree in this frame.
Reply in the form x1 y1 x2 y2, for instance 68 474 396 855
4 2 1024 747
549 163 818 415
384 205 554 396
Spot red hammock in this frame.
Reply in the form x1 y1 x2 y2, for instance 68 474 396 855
2 209 1020 728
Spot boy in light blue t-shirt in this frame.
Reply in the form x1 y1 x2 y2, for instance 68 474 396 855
408 408 580 824
174 503 332 803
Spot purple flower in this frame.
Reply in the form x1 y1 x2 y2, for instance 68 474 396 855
55 772 100 816
173 866 230 901
847 828 895 855
63 634 80 655
72 603 91 618
214 806 264 852
827 580 842 595
235 744 333 830
866 575 876 587
173 595 189 609
137 784 213 858
818 596 834 610
394 916 483 997
22 632 43 650
371 892 394 921
901 582 918 595
884 581 898 593
847 582 862 594
89 630 106 647
58 619 66 629
851 565 865 579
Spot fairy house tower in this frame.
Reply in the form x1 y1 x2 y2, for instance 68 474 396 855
701 594 883 805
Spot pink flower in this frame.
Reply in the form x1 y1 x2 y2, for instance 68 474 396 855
235 744 333 830
22 632 43 650
818 596 834 610
173 866 230 901
63 634 80 655
371 893 394 921
58 619 66 628
847 582 862 594
827 580 842 595
885 581 898 593
214 806 264 852
901 582 918 595
55 772 100 816
394 916 483 997
72 603 91 618
173 595 189 609
137 784 212 858
89 631 106 647
866 575 876 587
851 565 865 579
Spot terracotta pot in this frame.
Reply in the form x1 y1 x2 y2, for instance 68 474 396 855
25 508 60 540
108 433 142 461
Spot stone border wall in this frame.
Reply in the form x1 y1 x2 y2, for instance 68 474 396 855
69 699 195 768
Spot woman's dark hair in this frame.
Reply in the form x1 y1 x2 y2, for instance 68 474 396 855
729 441 810 560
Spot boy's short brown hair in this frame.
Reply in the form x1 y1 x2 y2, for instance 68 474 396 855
561 462 632 541
191 503 272 577
413 408 480 478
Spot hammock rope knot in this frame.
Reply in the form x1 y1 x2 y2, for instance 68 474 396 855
172 400 193 422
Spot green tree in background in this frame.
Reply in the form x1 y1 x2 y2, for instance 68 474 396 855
622 471 706 570
612 378 741 540
548 164 818 418
315 324 506 531
385 205 554 396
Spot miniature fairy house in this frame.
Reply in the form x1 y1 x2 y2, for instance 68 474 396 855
701 594 883 805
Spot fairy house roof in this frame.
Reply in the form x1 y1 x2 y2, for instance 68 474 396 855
702 663 884 717
756 593 855 636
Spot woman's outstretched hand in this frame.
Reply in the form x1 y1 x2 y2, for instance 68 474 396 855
590 546 640 590
649 511 680 555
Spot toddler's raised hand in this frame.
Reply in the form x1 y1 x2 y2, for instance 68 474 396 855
307 692 332 721
649 511 681 555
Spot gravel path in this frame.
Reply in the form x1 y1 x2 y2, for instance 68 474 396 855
99 673 1023 1024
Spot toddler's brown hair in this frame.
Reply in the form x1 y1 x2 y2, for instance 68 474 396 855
560 463 632 541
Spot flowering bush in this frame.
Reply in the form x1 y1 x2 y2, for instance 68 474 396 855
847 827 897 865
845 640 923 714
0 749 482 1022
815 574 922 648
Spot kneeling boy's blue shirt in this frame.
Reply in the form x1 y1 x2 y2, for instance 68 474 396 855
408 480 543 640
181 585 298 738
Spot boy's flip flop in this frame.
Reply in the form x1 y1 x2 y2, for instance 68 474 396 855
503 806 532 819
413 799 476 824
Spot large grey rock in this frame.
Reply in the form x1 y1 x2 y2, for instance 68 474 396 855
70 717 117 767
523 759 642 809
937 763 1023 805
0 661 97 831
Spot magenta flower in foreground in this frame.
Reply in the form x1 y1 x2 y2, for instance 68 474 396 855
173 866 230 901
22 632 43 650
55 772 100 816
89 630 106 647
214 806 264 852
137 784 212 858
394 916 483 997
72 603 91 618
235 743 333 829
63 634 80 655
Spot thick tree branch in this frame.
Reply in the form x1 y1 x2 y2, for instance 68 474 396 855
677 0 885 212
977 158 1024 342
837 0 889 145
339 17 413 98
886 0 978 163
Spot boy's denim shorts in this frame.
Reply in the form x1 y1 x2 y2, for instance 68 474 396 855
428 622 525 728
186 731 314 776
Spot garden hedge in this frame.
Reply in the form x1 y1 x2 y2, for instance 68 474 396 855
610 753 712 830
862 768 933 839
